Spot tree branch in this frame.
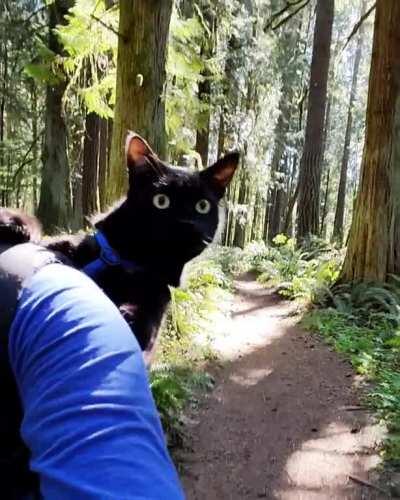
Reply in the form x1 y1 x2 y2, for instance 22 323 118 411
90 14 127 42
272 0 312 31
12 132 43 186
264 0 309 31
342 2 376 52
20 5 47 25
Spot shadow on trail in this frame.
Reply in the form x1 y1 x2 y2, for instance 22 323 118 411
182 274 387 500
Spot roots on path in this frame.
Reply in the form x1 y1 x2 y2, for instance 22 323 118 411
182 275 387 500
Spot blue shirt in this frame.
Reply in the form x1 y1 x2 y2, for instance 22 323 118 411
8 263 185 499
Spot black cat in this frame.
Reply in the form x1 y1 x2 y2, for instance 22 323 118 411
0 133 239 363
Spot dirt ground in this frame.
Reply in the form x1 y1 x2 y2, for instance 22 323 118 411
181 274 388 500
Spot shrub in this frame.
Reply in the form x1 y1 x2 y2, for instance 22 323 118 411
305 308 400 465
151 255 232 447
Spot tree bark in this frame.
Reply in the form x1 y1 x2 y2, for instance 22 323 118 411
0 38 8 205
319 90 333 236
266 102 290 241
232 169 247 248
37 0 73 233
98 118 111 211
107 0 173 203
195 74 211 167
31 81 39 211
332 0 366 246
341 0 400 282
195 6 215 168
82 112 100 220
296 0 334 242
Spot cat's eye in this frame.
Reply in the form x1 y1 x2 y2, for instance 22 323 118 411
195 199 211 214
153 194 170 210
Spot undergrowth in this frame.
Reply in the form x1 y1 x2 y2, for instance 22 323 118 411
214 237 400 465
304 306 400 465
155 238 400 466
215 235 342 303
150 256 232 448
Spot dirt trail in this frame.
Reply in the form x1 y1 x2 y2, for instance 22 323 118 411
182 274 387 500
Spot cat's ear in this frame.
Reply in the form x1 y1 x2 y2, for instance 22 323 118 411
201 152 240 196
125 131 158 168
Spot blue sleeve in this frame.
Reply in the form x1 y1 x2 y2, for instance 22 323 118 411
8 264 185 500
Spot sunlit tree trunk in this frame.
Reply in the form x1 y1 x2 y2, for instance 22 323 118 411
233 169 247 248
107 0 173 203
37 0 73 233
195 6 214 168
332 0 366 246
296 0 334 242
341 0 400 282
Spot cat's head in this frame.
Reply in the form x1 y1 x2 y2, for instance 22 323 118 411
101 132 239 272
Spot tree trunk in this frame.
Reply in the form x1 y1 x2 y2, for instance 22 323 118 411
341 0 400 282
232 169 247 248
195 5 214 167
98 118 111 211
31 82 39 211
37 0 73 233
195 75 211 168
296 0 334 242
266 100 291 241
107 0 173 203
319 90 333 236
320 165 331 237
0 39 8 205
82 112 100 220
332 0 366 246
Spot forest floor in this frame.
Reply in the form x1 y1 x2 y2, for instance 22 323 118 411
181 273 389 500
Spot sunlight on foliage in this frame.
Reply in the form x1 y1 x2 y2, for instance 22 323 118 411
150 255 232 447
56 0 118 117
305 307 400 465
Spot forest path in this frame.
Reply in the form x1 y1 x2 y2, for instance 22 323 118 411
182 274 387 500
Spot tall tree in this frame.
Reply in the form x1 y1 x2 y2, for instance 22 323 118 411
37 0 73 233
195 5 214 168
296 0 334 242
82 112 101 220
341 0 400 282
331 0 366 246
107 0 173 203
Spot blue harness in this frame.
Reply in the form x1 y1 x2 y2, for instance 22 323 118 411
82 231 140 279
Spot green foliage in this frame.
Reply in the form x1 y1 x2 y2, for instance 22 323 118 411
56 0 118 118
166 6 210 160
210 245 247 275
150 366 214 448
150 255 232 446
305 307 400 465
329 279 400 326
222 236 342 302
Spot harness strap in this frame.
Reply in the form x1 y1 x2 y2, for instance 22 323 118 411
83 231 141 279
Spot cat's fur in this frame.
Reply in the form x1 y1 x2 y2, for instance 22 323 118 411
0 133 239 362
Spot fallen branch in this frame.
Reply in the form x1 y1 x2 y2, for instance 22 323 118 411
348 475 388 495
340 405 369 412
